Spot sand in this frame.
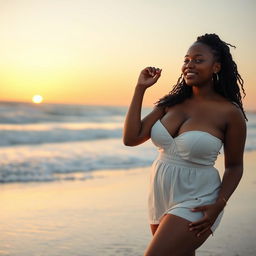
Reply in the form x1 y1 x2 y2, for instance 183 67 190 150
0 152 255 256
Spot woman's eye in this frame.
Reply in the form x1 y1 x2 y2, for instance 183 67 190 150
183 59 204 64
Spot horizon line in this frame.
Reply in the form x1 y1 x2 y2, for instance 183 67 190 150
0 99 255 113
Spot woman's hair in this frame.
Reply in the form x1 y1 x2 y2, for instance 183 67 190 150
155 33 247 120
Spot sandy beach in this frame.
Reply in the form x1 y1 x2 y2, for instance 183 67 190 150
1 151 256 256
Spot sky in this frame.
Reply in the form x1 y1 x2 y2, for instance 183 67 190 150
0 0 255 110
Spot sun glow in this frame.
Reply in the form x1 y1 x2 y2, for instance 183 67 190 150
32 95 43 104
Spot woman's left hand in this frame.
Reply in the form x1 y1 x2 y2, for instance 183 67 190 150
189 203 223 237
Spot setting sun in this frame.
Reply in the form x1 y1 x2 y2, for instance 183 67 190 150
32 95 44 104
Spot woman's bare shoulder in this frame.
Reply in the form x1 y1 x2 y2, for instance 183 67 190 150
220 101 246 134
162 103 185 113
222 101 245 119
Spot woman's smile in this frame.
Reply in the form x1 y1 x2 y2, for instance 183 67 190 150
185 71 198 79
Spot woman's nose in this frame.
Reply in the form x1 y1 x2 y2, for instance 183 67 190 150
186 60 195 68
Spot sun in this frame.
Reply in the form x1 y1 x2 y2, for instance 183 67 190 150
32 95 44 104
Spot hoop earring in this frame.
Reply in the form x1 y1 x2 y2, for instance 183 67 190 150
215 72 219 82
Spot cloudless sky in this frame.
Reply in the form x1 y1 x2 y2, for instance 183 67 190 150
0 0 255 110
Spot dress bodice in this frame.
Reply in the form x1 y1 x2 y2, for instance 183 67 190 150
151 120 223 166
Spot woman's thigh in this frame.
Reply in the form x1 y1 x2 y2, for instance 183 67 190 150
145 214 212 256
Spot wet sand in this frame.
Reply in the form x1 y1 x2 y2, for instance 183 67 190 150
0 152 255 256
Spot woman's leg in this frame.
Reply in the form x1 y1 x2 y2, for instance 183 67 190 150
145 214 211 256
149 223 195 256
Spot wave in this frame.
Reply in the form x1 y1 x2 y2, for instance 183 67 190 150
0 139 156 183
0 101 128 124
0 102 255 184
0 124 122 146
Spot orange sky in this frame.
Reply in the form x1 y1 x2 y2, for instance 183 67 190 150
0 0 255 110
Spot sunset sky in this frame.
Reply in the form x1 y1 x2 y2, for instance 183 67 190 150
0 0 255 110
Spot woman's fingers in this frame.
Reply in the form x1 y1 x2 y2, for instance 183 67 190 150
155 68 161 74
196 226 211 237
146 66 162 77
190 205 207 212
189 221 210 231
137 66 162 88
189 221 212 237
189 217 207 228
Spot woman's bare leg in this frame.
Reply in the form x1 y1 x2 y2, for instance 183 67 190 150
145 214 211 256
149 223 196 255
150 226 195 256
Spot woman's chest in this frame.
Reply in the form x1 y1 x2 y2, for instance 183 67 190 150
161 105 227 140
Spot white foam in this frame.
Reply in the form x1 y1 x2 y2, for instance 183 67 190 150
0 139 157 183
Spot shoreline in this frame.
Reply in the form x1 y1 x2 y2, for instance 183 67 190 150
0 151 255 255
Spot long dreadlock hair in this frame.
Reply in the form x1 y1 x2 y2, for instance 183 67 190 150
155 33 247 120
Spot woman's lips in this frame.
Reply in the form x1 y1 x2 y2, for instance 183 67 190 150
185 72 197 79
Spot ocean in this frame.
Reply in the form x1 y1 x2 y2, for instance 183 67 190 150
0 101 255 184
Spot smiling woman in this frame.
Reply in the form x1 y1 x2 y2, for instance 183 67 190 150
123 33 247 256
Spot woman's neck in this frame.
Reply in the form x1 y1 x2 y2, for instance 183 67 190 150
191 83 216 100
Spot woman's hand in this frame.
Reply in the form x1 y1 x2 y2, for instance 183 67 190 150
136 66 162 89
188 202 224 237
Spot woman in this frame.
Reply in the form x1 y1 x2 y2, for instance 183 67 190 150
123 33 247 256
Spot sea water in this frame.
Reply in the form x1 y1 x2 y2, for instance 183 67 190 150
0 101 255 256
0 101 255 184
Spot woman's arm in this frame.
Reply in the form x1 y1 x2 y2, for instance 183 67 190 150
123 67 164 146
189 105 246 237
214 106 247 208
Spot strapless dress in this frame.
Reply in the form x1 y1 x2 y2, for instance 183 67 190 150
149 119 224 233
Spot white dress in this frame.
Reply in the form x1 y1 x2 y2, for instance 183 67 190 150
149 119 224 233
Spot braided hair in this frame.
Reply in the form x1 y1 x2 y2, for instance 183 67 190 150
155 33 247 120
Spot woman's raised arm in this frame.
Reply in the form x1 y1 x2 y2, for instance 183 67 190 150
123 67 164 146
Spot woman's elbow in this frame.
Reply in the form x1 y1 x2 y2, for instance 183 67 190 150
123 134 146 146
123 138 137 146
123 132 149 146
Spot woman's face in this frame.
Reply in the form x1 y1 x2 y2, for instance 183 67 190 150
181 42 220 87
